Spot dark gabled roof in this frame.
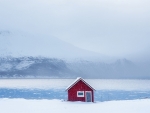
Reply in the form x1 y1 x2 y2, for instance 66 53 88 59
66 77 96 91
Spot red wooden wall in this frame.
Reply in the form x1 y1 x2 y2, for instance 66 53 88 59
67 80 94 102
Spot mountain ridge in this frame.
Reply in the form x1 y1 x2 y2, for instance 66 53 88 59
0 56 149 79
0 30 150 79
0 30 106 60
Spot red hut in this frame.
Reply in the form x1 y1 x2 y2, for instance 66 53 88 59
66 77 95 102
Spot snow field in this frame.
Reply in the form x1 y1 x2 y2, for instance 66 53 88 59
0 99 150 113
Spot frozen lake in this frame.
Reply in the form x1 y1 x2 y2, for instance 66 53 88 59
0 79 150 101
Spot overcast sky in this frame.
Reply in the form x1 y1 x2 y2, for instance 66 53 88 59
0 0 150 60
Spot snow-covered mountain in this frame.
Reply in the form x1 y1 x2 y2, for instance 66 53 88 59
0 30 150 79
0 56 149 79
0 30 104 59
0 57 71 78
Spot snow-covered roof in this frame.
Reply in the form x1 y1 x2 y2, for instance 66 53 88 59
66 77 95 91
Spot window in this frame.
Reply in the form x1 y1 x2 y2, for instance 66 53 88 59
77 91 84 97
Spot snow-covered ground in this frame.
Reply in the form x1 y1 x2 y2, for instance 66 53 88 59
0 98 150 113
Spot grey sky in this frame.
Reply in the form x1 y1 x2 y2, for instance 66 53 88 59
0 0 150 60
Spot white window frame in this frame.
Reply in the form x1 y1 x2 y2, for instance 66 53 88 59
77 91 84 97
